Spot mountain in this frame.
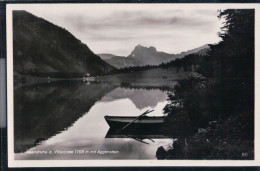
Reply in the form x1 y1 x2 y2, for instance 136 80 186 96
127 45 176 66
13 11 115 78
99 44 209 69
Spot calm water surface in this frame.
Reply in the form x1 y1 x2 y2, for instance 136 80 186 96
14 81 175 160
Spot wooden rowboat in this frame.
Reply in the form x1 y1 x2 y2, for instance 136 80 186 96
104 115 165 130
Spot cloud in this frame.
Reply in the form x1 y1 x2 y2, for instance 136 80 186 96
62 10 217 31
18 5 222 56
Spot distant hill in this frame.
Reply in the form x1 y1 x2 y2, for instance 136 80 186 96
13 11 115 78
99 44 209 69
179 44 209 56
98 53 137 69
104 56 137 69
98 53 124 60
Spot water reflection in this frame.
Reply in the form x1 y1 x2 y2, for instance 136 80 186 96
14 81 117 153
14 81 173 160
105 127 172 143
101 87 168 109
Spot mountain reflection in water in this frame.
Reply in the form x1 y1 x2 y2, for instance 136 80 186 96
14 81 117 153
14 81 174 160
101 87 168 109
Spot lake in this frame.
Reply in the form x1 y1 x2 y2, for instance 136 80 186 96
14 81 176 160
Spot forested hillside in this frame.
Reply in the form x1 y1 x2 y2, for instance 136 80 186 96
13 11 115 79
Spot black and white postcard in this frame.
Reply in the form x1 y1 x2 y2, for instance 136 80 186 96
6 3 260 167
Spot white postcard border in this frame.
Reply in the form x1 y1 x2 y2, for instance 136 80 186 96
6 3 260 167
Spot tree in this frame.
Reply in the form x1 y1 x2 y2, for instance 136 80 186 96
164 9 255 135
198 9 254 113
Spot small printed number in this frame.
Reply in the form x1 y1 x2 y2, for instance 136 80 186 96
242 152 248 157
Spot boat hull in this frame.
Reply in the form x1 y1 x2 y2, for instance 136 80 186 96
104 115 165 130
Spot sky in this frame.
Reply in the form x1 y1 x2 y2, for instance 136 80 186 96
14 4 223 56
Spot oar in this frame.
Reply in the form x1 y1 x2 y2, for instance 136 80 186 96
132 137 149 145
123 134 149 145
120 109 154 131
149 139 155 143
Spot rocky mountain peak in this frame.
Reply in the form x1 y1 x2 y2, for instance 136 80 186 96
133 44 157 52
130 44 158 58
